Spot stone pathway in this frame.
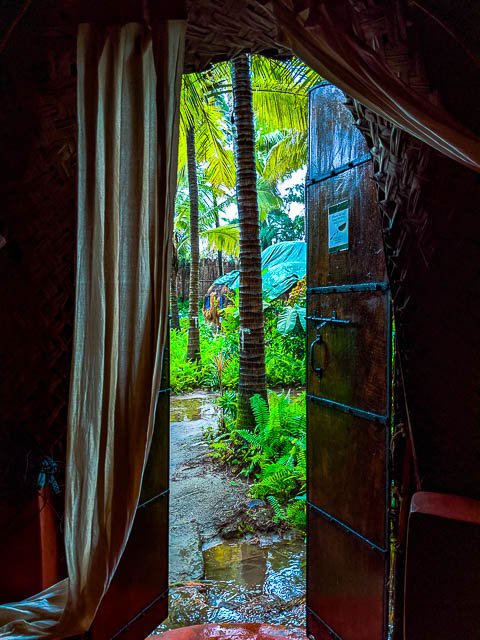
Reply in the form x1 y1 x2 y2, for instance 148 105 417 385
169 392 252 583
163 392 306 631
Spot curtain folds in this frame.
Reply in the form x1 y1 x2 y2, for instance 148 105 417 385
0 20 184 639
274 1 480 172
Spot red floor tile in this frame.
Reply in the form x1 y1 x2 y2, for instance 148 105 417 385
148 623 306 640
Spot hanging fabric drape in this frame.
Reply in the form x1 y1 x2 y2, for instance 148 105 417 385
274 1 480 172
0 20 184 639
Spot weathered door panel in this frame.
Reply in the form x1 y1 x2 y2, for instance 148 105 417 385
308 86 370 178
307 404 387 547
307 83 391 639
307 291 388 414
89 343 170 639
308 510 386 640
307 165 385 287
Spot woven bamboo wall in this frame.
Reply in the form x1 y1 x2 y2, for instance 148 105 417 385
0 6 77 507
176 258 238 300
340 0 480 499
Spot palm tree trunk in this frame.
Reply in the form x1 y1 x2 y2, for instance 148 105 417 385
186 126 201 362
170 242 181 330
213 193 224 277
231 54 267 428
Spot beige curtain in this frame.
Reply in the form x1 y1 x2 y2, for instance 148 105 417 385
0 20 184 639
274 1 480 172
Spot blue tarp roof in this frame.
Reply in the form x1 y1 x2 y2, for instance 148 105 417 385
212 241 306 300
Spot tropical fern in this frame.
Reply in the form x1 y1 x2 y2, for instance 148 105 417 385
286 499 306 529
266 495 287 523
249 394 270 431
235 429 264 450
211 389 306 531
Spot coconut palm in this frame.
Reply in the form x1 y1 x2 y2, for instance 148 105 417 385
174 56 318 418
231 54 267 427
177 72 235 362
185 127 201 362
224 56 318 427
170 239 181 331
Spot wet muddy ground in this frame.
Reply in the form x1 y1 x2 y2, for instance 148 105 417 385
156 393 306 631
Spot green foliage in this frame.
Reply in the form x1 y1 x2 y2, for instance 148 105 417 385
266 496 287 523
206 390 307 531
170 325 202 392
262 131 307 184
259 208 305 249
238 391 307 530
207 390 306 530
178 72 234 189
216 389 237 421
170 296 306 393
264 302 306 386
170 316 226 392
203 223 240 257
277 304 306 335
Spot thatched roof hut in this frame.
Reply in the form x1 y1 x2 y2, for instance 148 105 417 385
1 1 479 637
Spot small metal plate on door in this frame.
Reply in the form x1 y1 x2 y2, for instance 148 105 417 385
328 200 349 253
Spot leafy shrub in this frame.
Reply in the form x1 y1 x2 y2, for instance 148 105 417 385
223 390 307 530
170 323 202 392
264 302 306 386
216 389 238 421
277 304 306 335
170 295 305 393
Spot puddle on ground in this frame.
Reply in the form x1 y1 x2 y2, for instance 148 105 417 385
170 395 216 423
157 539 306 630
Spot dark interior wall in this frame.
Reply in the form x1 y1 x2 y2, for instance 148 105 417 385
396 152 480 498
0 0 479 611
352 1 480 501
412 1 480 138
387 3 480 499
0 2 76 531
364 108 480 499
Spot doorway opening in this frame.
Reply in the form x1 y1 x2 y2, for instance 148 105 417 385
154 63 395 640
159 54 317 633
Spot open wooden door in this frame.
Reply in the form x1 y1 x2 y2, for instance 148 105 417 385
306 83 392 640
89 343 170 639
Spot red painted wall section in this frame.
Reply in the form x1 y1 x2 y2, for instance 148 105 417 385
0 488 63 603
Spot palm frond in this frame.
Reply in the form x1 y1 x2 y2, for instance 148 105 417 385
263 131 307 183
256 176 283 220
202 223 240 257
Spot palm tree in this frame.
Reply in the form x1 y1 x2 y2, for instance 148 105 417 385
231 54 267 428
227 55 318 427
213 193 223 277
177 72 235 363
170 239 181 330
186 127 201 362
175 57 319 415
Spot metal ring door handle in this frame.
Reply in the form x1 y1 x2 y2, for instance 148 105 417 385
309 334 324 378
